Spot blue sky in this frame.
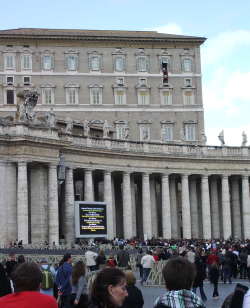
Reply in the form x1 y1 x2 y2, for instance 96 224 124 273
1 0 250 146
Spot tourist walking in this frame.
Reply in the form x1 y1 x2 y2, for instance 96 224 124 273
121 271 144 308
209 262 220 299
85 248 98 271
71 261 88 308
140 250 155 285
0 263 12 297
117 245 130 269
55 253 72 308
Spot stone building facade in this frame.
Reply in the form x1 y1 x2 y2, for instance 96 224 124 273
0 29 249 245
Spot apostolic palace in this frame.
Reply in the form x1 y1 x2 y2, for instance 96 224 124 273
0 28 249 246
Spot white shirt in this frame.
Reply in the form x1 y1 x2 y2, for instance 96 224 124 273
243 289 250 308
141 254 155 269
85 250 98 266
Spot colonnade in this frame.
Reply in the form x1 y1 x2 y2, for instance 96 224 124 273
0 160 250 245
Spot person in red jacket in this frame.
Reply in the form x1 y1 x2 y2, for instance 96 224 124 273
0 262 57 308
207 249 219 267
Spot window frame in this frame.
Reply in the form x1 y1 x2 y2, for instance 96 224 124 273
66 54 78 71
160 89 172 105
42 87 55 105
21 54 32 71
161 124 174 142
42 54 54 71
4 53 16 71
183 89 195 105
65 87 79 105
90 87 102 105
137 89 150 105
184 123 196 141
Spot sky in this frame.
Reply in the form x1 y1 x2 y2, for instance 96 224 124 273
0 0 250 146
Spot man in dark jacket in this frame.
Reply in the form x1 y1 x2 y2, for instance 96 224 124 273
117 245 130 268
55 253 72 308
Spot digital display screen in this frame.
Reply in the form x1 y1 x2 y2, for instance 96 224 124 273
76 202 107 236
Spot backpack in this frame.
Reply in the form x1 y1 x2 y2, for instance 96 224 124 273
41 266 54 290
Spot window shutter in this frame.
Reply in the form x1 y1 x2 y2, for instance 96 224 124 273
6 90 14 104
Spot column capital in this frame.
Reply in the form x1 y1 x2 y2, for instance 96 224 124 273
49 163 57 169
18 161 27 167
201 174 209 180
242 174 250 180
104 169 113 175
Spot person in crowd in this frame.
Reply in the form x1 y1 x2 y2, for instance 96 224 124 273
85 248 98 271
247 252 250 280
40 258 56 296
153 257 205 308
17 255 25 265
239 248 248 279
209 261 220 299
117 245 130 269
5 253 17 278
55 253 73 308
221 283 249 308
140 250 155 285
121 270 144 308
107 255 117 268
0 262 57 308
71 261 88 308
222 249 233 284
192 250 207 302
0 263 12 297
96 249 107 270
136 249 144 279
89 267 128 308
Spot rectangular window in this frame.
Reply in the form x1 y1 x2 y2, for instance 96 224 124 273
90 88 102 105
183 58 192 72
183 90 194 105
162 125 173 141
139 126 150 141
23 76 31 86
6 90 14 104
66 88 78 104
137 56 148 72
161 90 172 105
90 56 100 71
184 78 192 87
43 88 53 104
114 56 125 72
184 124 196 141
6 76 14 85
116 77 124 86
139 78 147 86
116 125 126 139
115 90 126 105
22 54 32 70
43 55 53 70
5 54 15 70
66 55 77 71
138 91 149 105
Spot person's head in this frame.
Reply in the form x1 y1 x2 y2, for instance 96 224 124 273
72 261 86 285
90 267 128 307
162 257 196 291
61 253 72 265
12 262 42 292
124 271 136 286
99 249 105 256
17 255 25 264
8 252 16 261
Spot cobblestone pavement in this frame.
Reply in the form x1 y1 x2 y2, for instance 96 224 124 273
138 279 250 308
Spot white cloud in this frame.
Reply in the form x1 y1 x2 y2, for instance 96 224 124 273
202 30 250 66
151 23 183 35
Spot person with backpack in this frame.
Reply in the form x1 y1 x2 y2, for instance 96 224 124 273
40 259 56 296
55 253 73 308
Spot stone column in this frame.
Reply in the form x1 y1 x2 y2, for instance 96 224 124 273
48 164 59 245
84 169 94 201
181 174 191 239
6 162 17 243
65 168 75 245
150 177 158 237
221 175 232 239
104 170 114 239
210 178 220 238
130 175 137 236
231 177 242 238
161 174 171 239
242 175 250 239
122 172 133 239
142 173 152 239
170 178 179 238
201 175 211 239
17 161 29 244
0 161 7 246
189 178 199 238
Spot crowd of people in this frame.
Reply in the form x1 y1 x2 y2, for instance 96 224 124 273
0 239 250 307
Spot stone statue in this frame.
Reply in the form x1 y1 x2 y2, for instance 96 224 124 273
83 119 90 137
65 117 73 134
142 127 149 141
46 108 56 128
201 131 207 144
242 131 247 146
124 127 129 140
218 130 225 146
103 120 110 138
58 152 65 184
16 90 39 122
